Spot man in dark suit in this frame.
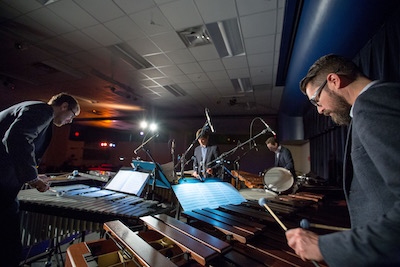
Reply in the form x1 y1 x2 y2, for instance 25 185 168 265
265 137 296 178
192 128 220 181
286 54 400 266
0 92 80 266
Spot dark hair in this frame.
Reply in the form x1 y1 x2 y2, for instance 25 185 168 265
266 136 277 146
299 54 364 95
196 128 209 139
48 92 80 113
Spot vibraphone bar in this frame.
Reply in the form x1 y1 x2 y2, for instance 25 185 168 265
18 184 171 262
18 184 160 223
66 194 350 266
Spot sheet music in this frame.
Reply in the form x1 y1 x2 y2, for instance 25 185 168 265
172 181 246 211
105 170 149 196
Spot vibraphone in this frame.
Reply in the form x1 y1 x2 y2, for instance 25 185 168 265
18 184 170 258
65 192 350 266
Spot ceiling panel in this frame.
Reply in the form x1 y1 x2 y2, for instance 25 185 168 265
0 0 286 130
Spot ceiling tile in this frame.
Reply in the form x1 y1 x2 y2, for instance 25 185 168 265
244 35 275 55
47 0 98 29
129 7 172 36
144 53 173 67
62 30 101 50
212 79 234 89
150 31 186 51
195 80 214 89
240 10 277 38
27 7 75 35
248 52 274 67
152 77 172 86
177 82 197 91
198 59 225 71
126 38 161 56
187 72 209 82
166 49 196 64
206 70 229 80
189 45 219 61
227 68 250 78
222 55 248 69
12 15 56 42
194 0 237 23
140 79 159 87
158 65 184 76
159 0 203 30
177 62 202 74
2 0 41 13
0 2 21 20
251 74 272 85
236 0 278 16
81 24 121 46
139 69 165 79
76 0 125 23
114 0 156 15
104 16 146 41
250 65 272 78
170 75 191 83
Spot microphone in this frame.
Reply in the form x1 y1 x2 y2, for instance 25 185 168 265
205 108 215 133
253 141 258 151
300 219 350 231
260 119 276 136
171 139 175 155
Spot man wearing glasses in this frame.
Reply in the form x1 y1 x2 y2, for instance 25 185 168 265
0 92 80 266
285 54 400 266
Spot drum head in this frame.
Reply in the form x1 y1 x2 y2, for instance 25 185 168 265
263 167 294 193
239 188 278 200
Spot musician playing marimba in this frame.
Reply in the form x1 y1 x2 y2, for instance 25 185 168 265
287 54 400 266
192 128 220 181
0 93 80 266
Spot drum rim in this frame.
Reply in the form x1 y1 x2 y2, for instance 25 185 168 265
263 167 294 193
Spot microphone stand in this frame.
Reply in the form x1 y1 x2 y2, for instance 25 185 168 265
232 146 255 189
137 148 158 201
133 132 159 200
208 128 269 169
133 132 158 155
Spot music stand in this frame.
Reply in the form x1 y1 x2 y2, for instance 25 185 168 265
104 167 150 197
131 160 171 189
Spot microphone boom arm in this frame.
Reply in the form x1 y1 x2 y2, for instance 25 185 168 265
207 128 268 168
134 132 158 154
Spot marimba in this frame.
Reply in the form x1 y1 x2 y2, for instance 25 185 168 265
230 170 264 189
65 192 350 266
18 184 170 253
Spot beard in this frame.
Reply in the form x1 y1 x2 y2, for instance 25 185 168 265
323 89 352 125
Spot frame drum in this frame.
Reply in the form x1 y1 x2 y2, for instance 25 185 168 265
263 167 294 194
239 188 278 200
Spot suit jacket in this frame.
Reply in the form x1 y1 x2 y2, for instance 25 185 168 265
193 144 220 178
275 146 296 178
319 82 400 266
0 101 54 201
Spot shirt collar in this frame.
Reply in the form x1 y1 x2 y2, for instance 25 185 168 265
350 80 380 118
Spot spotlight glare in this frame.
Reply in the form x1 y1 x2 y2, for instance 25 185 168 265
149 123 157 132
140 121 148 129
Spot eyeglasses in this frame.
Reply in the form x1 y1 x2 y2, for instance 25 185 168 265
309 69 340 107
309 79 327 107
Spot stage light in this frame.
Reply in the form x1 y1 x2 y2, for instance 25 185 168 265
140 121 148 129
149 123 157 132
